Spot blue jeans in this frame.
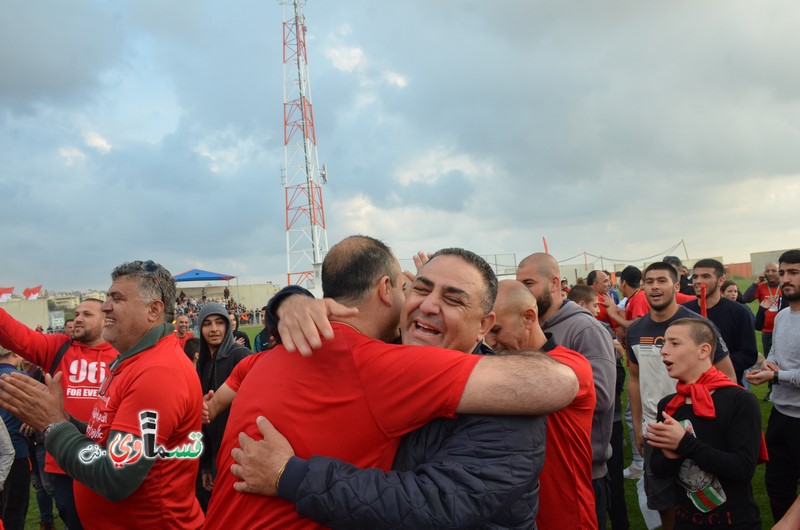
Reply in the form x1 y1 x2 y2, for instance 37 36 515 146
30 442 55 523
50 472 84 530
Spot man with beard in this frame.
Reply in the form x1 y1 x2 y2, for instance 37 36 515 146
174 314 194 349
743 261 783 354
517 252 617 529
627 262 735 530
204 240 576 529
682 259 757 385
745 250 800 523
0 299 117 530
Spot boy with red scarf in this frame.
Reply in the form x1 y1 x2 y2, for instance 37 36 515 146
646 318 763 529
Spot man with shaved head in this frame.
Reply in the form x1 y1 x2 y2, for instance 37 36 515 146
517 252 617 528
487 280 597 528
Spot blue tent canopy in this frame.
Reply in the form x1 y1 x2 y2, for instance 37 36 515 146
173 269 235 282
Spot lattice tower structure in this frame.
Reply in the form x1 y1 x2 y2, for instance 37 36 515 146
282 0 328 289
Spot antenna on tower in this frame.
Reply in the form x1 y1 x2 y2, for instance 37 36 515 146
281 0 329 290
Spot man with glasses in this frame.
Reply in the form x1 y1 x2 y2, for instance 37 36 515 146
0 260 204 529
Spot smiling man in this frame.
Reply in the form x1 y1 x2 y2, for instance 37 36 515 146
627 262 736 530
203 238 576 529
0 299 117 530
174 314 194 349
0 261 204 529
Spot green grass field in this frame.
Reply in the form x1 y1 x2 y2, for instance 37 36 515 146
23 298 781 529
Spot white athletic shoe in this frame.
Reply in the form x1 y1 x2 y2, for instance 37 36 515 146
623 464 644 480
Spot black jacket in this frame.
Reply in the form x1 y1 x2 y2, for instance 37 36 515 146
196 303 251 474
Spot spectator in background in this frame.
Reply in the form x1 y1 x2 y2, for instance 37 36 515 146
228 311 252 350
174 315 195 350
63 320 74 337
254 306 273 353
663 256 695 296
184 337 200 366
0 348 30 530
721 280 743 303
743 262 782 355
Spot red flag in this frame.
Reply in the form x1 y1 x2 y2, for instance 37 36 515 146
699 283 707 317
0 287 13 302
23 285 42 300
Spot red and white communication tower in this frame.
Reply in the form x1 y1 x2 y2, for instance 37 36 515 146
282 0 328 289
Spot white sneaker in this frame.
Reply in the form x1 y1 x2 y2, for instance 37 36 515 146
623 464 644 480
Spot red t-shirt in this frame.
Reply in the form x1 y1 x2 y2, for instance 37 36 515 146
174 331 195 350
78 335 204 530
755 282 782 333
225 350 265 391
0 308 118 473
537 345 597 529
596 293 619 330
625 289 649 322
204 323 481 530
676 292 697 304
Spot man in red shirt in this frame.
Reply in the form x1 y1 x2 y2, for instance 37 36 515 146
487 279 597 529
743 261 782 354
589 269 619 332
174 314 194 349
0 261 203 530
0 299 117 530
203 237 578 530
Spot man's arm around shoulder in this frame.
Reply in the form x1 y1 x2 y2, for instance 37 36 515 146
456 350 578 415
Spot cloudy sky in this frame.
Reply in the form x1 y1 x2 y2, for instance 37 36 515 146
2 1 799 293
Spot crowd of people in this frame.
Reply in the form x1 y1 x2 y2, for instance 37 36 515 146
0 243 797 530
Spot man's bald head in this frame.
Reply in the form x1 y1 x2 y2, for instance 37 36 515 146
487 280 546 352
518 253 560 279
516 253 561 322
496 279 539 316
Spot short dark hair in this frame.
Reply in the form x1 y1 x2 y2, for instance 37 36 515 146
669 318 717 352
567 284 597 305
779 249 800 266
693 258 725 278
586 270 599 286
428 248 498 314
183 337 201 361
721 280 738 293
321 235 398 305
663 255 683 267
644 262 678 283
111 260 176 322
620 266 642 289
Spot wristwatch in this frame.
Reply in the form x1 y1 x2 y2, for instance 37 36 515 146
774 371 780 385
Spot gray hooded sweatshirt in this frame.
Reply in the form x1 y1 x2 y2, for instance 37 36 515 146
196 303 251 474
541 299 616 480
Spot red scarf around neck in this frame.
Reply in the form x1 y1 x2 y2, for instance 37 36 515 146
664 366 768 463
665 366 736 419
